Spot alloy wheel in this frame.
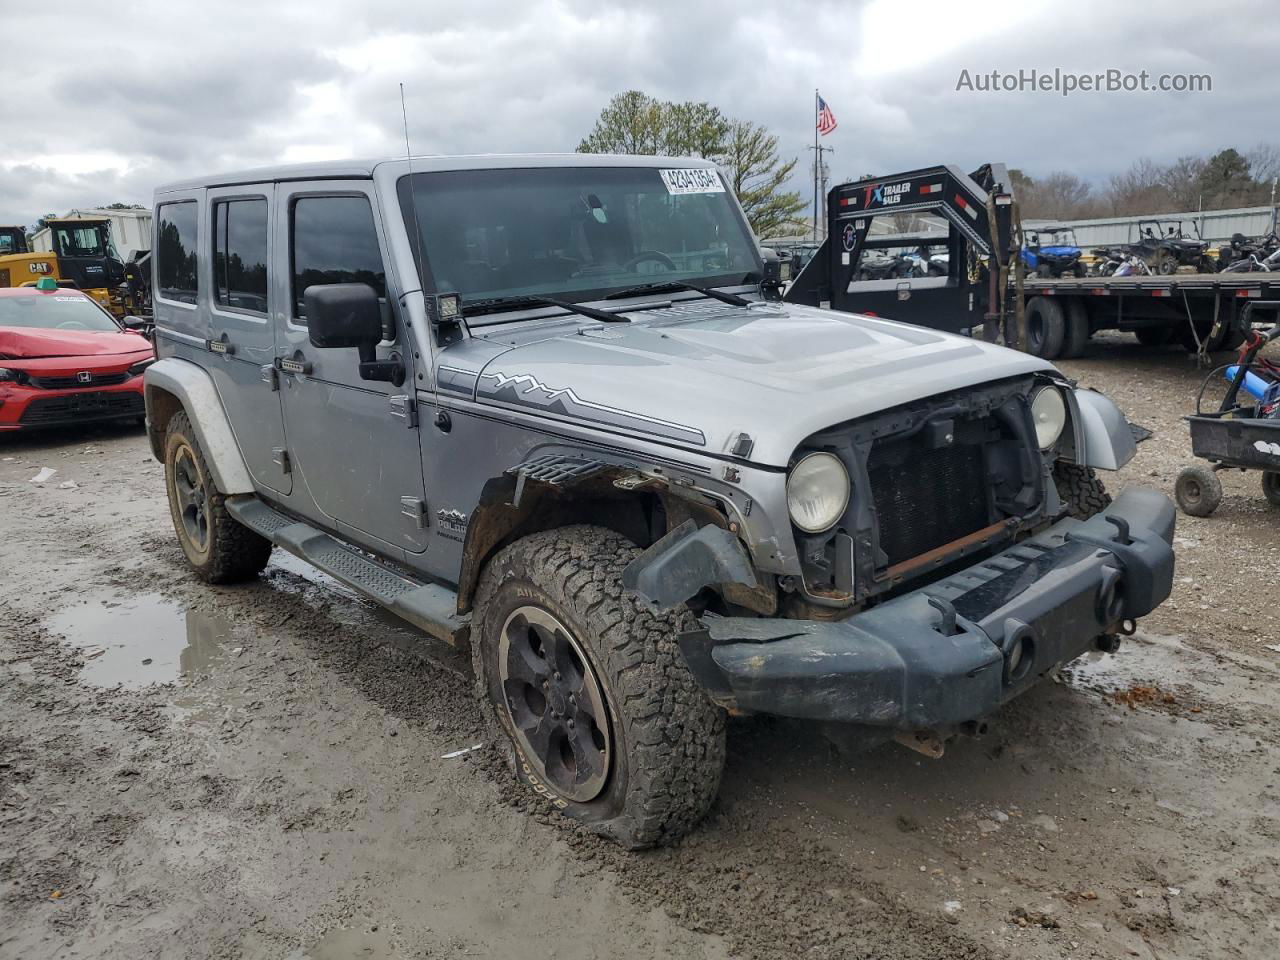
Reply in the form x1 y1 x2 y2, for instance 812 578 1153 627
498 605 612 802
171 444 209 552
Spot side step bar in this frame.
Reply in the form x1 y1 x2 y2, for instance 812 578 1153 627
226 497 468 646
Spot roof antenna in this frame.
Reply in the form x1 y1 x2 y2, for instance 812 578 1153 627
400 82 443 427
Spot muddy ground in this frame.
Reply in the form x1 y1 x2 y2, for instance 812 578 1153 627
3 331 1280 960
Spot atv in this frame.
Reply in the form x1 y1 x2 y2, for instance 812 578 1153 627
1022 227 1086 278
1128 220 1212 275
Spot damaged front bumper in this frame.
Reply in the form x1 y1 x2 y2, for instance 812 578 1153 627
678 487 1175 730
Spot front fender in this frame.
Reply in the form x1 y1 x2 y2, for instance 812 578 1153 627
1070 388 1137 471
143 358 254 494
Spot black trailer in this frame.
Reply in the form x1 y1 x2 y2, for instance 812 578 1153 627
786 163 1280 359
785 163 1023 341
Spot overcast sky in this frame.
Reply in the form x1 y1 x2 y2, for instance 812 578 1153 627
2 0 1274 227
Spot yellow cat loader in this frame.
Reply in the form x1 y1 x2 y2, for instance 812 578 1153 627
0 217 129 317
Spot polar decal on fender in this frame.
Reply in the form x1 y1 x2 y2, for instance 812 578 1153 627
477 371 707 446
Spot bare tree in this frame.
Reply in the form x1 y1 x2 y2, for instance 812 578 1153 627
1247 143 1280 185
1159 156 1207 211
1106 158 1169 215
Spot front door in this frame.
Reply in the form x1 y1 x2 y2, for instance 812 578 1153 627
272 182 427 556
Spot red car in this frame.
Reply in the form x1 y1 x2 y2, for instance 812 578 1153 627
0 282 153 431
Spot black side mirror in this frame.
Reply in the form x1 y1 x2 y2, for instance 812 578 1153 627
306 283 382 349
305 283 404 386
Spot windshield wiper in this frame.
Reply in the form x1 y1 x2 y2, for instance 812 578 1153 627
604 279 750 307
464 295 630 323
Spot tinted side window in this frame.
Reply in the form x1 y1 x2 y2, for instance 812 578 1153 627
156 201 198 304
213 199 268 314
291 196 386 320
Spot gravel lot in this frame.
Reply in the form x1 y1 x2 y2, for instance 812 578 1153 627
2 331 1279 960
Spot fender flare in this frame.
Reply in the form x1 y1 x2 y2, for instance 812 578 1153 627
1069 387 1137 471
143 357 254 493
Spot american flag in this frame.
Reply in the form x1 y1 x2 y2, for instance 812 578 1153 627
817 95 837 136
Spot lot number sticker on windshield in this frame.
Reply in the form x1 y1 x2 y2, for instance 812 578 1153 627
659 169 726 195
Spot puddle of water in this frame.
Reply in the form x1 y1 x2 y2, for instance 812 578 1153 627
48 592 233 689
1063 633 1191 693
1063 631 1278 712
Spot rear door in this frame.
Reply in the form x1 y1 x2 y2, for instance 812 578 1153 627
204 185 290 494
273 182 427 556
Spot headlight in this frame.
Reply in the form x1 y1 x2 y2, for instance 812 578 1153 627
128 357 156 377
1031 385 1067 449
0 367 16 382
786 452 851 533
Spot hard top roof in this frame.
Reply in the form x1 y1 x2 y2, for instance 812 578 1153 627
155 153 720 195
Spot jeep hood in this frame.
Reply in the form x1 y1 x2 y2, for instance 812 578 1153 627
467 301 1054 467
0 326 148 360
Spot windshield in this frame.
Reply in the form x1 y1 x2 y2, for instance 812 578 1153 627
397 167 761 317
0 229 25 255
0 294 120 332
52 224 107 258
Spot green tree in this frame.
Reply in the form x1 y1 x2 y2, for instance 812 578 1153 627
1196 148 1256 207
662 101 731 158
721 119 806 237
102 202 146 210
577 91 665 155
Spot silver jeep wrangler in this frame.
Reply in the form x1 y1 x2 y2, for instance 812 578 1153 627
145 155 1175 848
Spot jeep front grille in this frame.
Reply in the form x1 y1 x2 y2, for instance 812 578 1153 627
867 436 990 568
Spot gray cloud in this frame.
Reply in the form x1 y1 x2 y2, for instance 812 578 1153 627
2 0 1275 227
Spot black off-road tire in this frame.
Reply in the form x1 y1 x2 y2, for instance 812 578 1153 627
1157 254 1178 275
1054 462 1112 520
1025 296 1066 359
1174 463 1223 518
472 525 726 849
1262 471 1280 508
1061 298 1091 359
163 411 272 583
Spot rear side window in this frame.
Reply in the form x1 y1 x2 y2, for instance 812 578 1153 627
291 196 386 320
156 201 198 304
213 199 268 314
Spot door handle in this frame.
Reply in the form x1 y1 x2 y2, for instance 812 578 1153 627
389 395 417 427
277 356 312 376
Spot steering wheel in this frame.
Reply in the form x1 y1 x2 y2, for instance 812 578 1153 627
623 251 677 273
56 321 90 330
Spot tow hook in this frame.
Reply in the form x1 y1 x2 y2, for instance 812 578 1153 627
893 721 989 759
894 730 947 758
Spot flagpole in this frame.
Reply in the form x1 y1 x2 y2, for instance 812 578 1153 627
813 89 819 244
